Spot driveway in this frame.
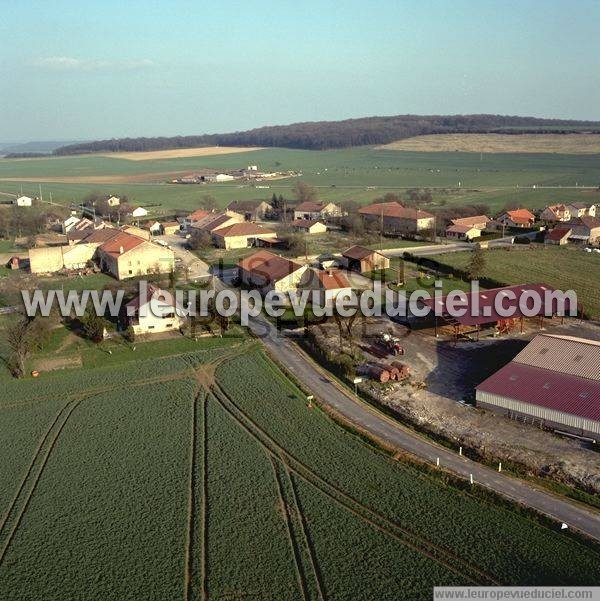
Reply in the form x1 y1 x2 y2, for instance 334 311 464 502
154 234 211 281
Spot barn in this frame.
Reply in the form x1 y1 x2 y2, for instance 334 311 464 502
475 334 600 439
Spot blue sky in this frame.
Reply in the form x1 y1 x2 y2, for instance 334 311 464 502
1 0 599 141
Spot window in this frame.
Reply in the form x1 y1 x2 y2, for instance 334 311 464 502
573 355 583 362
128 270 133 275
148 325 155 330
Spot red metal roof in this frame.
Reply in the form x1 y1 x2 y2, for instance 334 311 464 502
238 250 304 283
342 245 385 260
546 227 571 242
420 283 577 326
476 362 600 422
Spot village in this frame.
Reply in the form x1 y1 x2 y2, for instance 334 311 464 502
1 182 599 497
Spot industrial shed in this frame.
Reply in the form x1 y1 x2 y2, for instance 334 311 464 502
419 283 578 340
475 334 600 439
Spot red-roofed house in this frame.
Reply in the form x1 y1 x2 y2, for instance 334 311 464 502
540 204 571 223
291 219 328 234
358 202 435 234
97 233 175 280
293 201 344 221
238 250 308 294
445 223 482 241
497 209 535 228
211 222 278 249
301 268 353 306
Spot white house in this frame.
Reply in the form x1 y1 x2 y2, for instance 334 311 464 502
131 206 148 218
106 196 121 207
15 195 33 207
124 285 186 335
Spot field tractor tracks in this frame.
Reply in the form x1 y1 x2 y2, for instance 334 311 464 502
270 456 326 601
209 384 501 587
0 397 83 566
185 390 208 601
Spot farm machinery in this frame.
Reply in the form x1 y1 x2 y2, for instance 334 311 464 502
377 332 404 356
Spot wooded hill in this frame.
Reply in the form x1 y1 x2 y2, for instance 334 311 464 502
53 114 600 154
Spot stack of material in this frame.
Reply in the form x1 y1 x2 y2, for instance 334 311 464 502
391 361 410 381
368 365 391 383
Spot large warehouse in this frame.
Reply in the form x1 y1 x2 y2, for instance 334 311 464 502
475 334 600 439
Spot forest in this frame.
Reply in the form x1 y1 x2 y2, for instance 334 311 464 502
53 114 600 154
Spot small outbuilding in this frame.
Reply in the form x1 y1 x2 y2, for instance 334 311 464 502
342 245 390 273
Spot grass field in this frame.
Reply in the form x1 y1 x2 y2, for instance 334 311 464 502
430 245 600 320
1 147 600 215
103 146 263 161
0 341 598 599
380 133 600 154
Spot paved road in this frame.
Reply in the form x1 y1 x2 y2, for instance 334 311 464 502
235 298 600 541
155 234 211 281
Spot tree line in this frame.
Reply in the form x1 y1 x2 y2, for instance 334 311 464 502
52 114 600 155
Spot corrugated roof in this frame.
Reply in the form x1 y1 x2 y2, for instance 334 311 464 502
420 283 578 327
513 334 600 381
80 228 120 244
476 362 600 422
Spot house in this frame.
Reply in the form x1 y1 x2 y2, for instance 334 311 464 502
450 215 491 230
14 196 33 207
62 214 82 233
121 224 151 241
293 201 344 221
96 233 175 280
445 224 481 241
565 203 590 219
28 227 120 274
226 200 272 221
545 227 571 246
301 268 352 306
130 206 148 219
540 204 571 223
211 222 278 250
565 216 600 245
162 221 181 235
238 250 308 294
496 209 535 228
124 285 186 335
145 221 163 235
342 245 390 273
475 334 600 438
184 209 213 230
106 196 121 207
358 202 435 235
291 219 328 235
190 211 245 239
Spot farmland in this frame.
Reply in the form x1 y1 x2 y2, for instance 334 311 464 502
380 133 600 154
429 245 600 320
0 340 598 599
1 146 600 215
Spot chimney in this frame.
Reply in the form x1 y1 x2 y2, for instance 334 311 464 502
119 246 124 255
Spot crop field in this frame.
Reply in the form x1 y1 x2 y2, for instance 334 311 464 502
380 133 600 154
0 340 599 600
1 146 600 214
103 146 263 161
430 245 600 320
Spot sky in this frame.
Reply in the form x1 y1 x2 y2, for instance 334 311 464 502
1 0 600 142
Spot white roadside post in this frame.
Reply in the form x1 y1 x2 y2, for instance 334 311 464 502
498 462 502 472
459 446 463 456
306 395 314 409
470 473 474 485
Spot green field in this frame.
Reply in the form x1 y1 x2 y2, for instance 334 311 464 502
430 245 600 320
0 339 598 600
1 147 600 215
